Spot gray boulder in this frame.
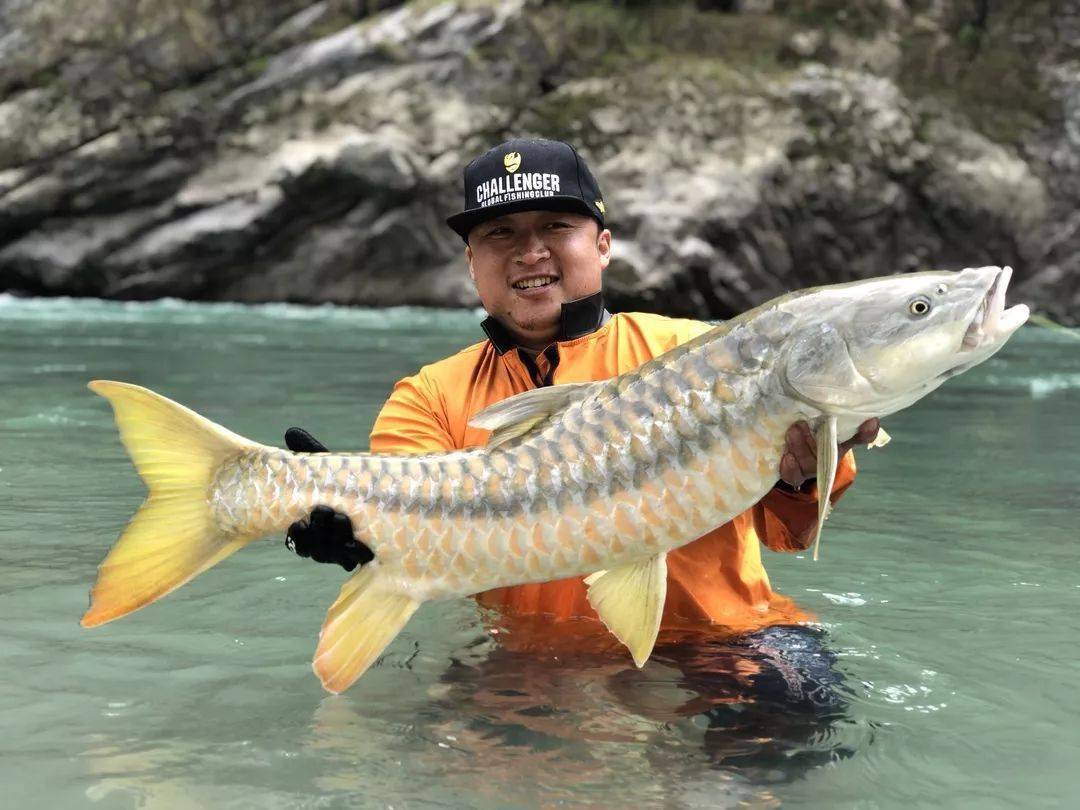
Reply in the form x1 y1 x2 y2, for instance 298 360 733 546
0 0 1076 326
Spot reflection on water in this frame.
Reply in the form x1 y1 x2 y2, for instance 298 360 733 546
300 623 858 807
1 298 1078 808
432 624 860 782
77 634 855 807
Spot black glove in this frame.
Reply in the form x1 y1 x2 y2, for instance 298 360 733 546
284 428 374 571
285 427 329 454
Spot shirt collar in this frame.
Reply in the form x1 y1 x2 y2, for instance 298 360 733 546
481 291 612 355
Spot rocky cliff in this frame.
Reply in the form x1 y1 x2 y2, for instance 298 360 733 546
1 0 1077 323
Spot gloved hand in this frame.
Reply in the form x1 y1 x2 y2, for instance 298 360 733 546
285 426 329 454
284 428 374 572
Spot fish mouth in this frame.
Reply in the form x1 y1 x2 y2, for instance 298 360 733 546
939 266 1028 381
959 266 1029 353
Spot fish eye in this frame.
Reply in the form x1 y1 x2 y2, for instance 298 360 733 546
935 283 948 295
909 296 931 316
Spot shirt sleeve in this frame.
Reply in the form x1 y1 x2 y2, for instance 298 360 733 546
369 370 457 455
753 450 859 553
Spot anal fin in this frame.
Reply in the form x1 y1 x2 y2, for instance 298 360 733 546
312 566 420 694
585 553 667 668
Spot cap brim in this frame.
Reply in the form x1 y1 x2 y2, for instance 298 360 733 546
446 196 602 241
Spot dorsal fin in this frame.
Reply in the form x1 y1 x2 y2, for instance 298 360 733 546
469 382 601 449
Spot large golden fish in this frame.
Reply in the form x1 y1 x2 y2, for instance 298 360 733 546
83 267 1028 693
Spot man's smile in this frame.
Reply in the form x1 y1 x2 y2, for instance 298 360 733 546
511 275 559 292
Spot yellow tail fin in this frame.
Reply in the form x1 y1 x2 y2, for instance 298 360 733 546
82 380 259 628
313 566 420 693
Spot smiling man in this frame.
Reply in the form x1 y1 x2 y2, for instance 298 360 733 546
285 138 877 674
465 206 610 353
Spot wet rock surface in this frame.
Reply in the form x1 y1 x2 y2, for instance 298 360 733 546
1 0 1077 322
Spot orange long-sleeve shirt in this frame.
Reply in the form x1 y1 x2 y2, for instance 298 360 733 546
368 311 856 643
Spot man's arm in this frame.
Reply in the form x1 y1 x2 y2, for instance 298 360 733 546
755 418 879 552
284 371 455 568
754 451 858 552
283 428 374 570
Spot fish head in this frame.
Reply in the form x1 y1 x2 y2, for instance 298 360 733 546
780 266 1029 417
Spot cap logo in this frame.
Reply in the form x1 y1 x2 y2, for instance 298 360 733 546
595 200 605 214
503 152 521 173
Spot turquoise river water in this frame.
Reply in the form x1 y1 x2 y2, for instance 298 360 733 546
1 295 1078 808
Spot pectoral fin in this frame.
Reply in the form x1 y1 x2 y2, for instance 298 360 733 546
584 554 667 668
810 415 839 562
312 566 420 694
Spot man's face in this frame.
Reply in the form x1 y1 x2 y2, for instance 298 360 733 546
465 210 612 351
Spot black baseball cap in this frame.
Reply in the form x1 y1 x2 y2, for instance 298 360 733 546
446 138 606 242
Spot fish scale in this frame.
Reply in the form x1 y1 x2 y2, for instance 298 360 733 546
205 319 804 601
84 267 1028 691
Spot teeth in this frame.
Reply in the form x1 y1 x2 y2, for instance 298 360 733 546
513 277 556 290
961 265 1020 352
